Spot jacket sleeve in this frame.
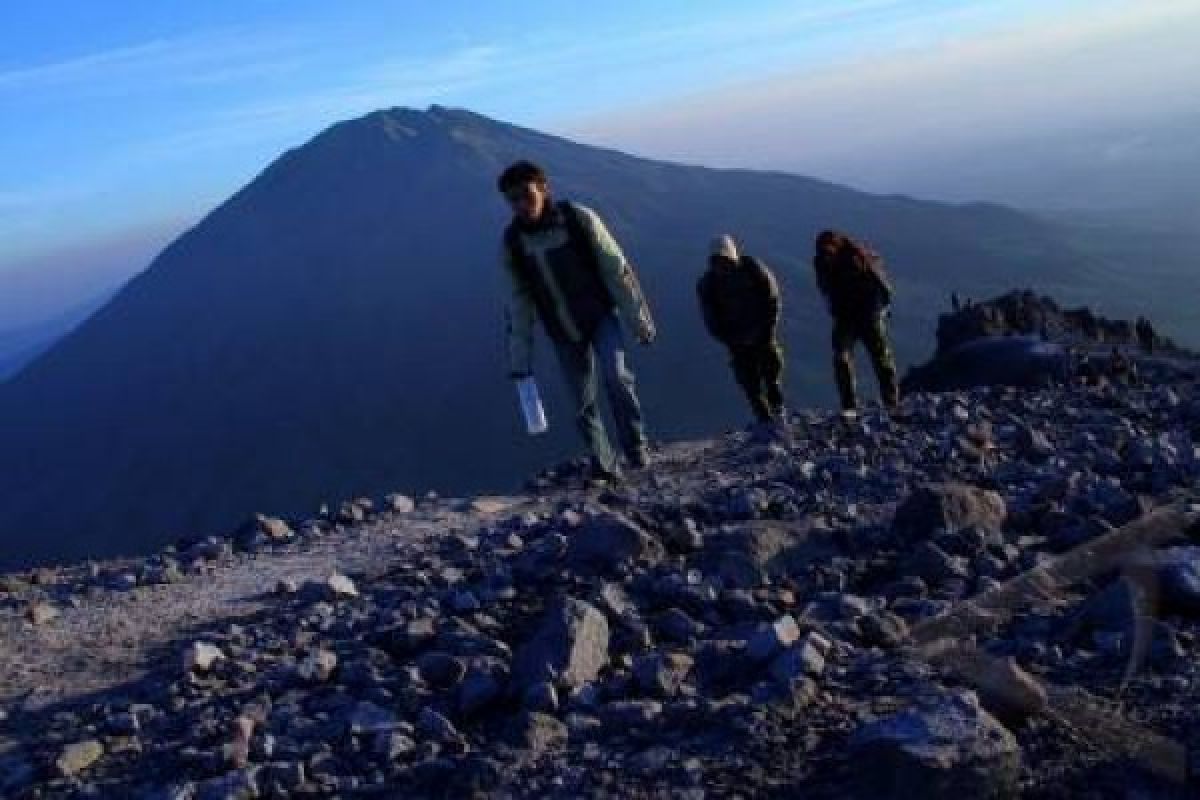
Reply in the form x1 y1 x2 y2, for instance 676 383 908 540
758 262 781 325
574 205 656 340
869 258 894 307
697 274 726 343
501 241 536 375
759 263 782 341
813 257 833 309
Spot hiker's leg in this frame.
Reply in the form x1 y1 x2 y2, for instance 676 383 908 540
592 314 648 460
831 321 858 411
760 339 785 415
863 315 899 408
554 336 618 474
731 345 771 421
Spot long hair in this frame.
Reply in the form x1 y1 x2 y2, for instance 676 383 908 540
815 229 877 274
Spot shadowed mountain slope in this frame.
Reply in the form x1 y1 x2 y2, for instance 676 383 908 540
0 106 1098 569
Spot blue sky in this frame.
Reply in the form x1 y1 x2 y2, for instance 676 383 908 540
1 0 1197 324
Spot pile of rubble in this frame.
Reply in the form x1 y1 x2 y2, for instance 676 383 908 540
3 377 1200 798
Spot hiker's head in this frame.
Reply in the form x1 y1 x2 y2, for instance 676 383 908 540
709 234 739 268
815 230 843 257
498 160 549 224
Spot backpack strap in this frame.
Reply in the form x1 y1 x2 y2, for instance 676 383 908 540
559 201 605 280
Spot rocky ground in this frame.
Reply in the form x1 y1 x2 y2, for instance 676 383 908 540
4 363 1200 798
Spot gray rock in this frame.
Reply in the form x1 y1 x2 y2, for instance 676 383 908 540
892 483 1007 543
567 510 664 573
260 762 306 793
849 689 1020 800
514 597 610 690
196 768 259 800
55 739 105 777
459 664 505 715
416 651 467 689
633 652 694 697
507 711 568 754
184 642 226 673
768 636 826 684
346 701 399 735
601 699 663 726
26 601 59 625
747 615 801 662
386 493 416 513
904 541 971 586
296 649 338 682
325 572 359 599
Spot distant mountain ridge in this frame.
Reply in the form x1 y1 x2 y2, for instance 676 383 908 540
0 106 1112 569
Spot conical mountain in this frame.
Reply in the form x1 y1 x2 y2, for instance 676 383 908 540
0 106 1091 569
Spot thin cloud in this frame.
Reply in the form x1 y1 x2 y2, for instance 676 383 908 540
564 0 1200 176
0 28 308 94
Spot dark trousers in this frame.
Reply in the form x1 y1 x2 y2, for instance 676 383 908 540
729 339 785 422
832 314 898 410
553 313 647 473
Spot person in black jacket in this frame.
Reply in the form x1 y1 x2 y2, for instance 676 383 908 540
813 230 898 410
698 235 785 424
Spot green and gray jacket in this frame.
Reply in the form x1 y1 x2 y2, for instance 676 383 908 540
502 201 655 375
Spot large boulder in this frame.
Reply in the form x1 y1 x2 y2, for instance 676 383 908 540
514 597 610 690
566 510 664 574
849 689 1020 799
892 483 1006 544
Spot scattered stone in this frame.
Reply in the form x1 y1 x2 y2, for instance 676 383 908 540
386 493 416 513
849 689 1020 800
514 597 610 689
26 602 59 625
747 615 802 662
55 739 105 777
326 572 359 599
567 510 664 573
184 642 226 673
297 649 338 682
893 483 1007 543
507 712 568 754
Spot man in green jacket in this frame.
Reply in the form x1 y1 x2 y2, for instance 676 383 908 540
498 160 656 482
697 235 785 425
813 230 899 410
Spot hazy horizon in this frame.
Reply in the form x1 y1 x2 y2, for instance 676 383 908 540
3 0 1198 330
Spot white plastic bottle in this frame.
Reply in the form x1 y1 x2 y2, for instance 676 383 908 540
516 376 549 435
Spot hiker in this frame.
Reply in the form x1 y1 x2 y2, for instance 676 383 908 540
498 160 656 483
951 292 961 312
813 230 899 410
1135 316 1157 354
697 235 785 426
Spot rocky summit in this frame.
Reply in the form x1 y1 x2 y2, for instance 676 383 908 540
3 361 1200 797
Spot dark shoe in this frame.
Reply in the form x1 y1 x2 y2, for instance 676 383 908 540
585 464 624 489
626 447 651 470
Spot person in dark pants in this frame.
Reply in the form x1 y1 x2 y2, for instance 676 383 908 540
698 235 785 424
498 161 657 483
813 230 899 410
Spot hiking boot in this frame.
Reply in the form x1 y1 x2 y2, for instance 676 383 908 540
626 447 651 470
585 464 624 489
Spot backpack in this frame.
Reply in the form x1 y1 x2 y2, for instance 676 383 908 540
504 202 615 341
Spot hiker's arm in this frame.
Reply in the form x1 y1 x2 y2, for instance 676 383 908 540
814 259 834 311
761 263 782 332
697 277 727 343
577 206 656 342
501 243 536 377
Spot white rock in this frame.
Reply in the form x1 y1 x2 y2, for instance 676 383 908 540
184 641 226 673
